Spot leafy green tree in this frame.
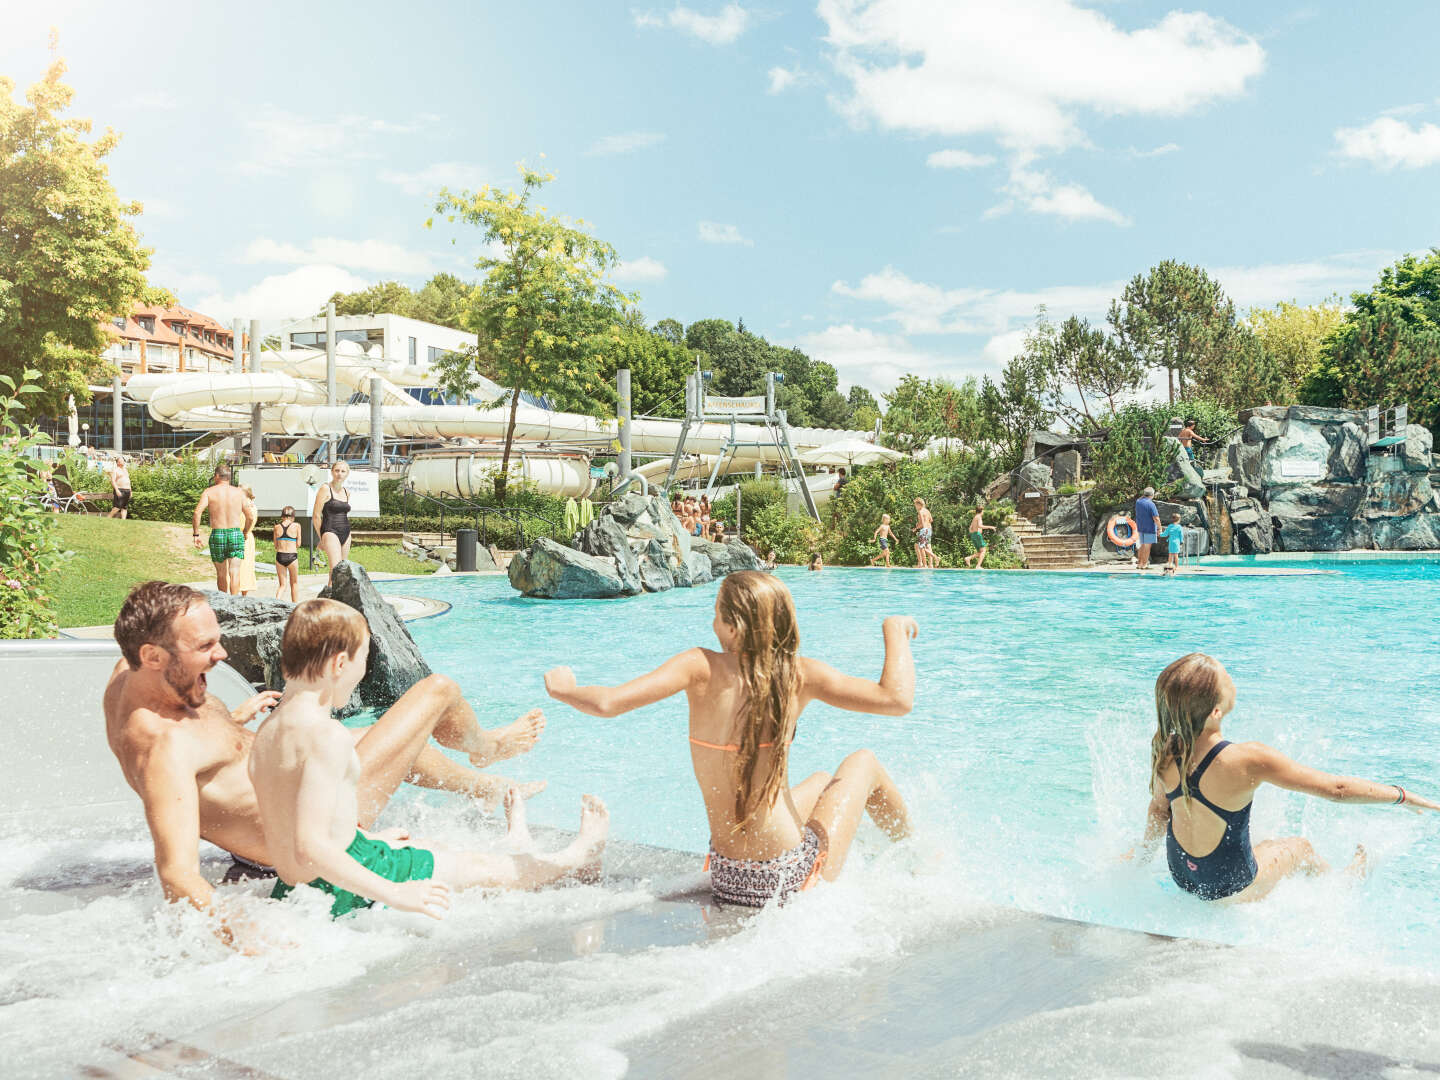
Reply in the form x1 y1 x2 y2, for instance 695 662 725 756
1108 261 1242 403
1030 311 1146 429
599 313 691 417
685 318 767 398
0 54 154 415
328 280 416 318
652 317 684 346
1190 328 1288 410
1305 251 1440 434
981 351 1053 470
412 272 473 328
431 166 630 502
1246 299 1344 402
0 370 64 637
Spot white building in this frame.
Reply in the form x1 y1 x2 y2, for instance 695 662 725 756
282 313 474 373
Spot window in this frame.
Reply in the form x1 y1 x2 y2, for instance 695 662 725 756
111 317 127 330
137 317 154 334
290 331 322 347
408 336 417 365
426 346 458 365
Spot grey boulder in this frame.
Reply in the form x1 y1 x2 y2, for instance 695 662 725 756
693 539 762 576
507 538 630 599
320 561 433 714
639 538 676 592
204 591 292 691
574 515 643 596
1401 425 1434 472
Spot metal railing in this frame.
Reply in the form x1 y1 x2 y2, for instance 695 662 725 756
399 486 562 551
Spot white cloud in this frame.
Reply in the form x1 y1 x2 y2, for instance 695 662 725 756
634 3 750 45
585 131 666 156
768 67 798 94
613 256 669 283
1129 142 1181 158
819 0 1264 152
147 262 220 302
926 149 996 169
794 324 965 390
1211 250 1394 309
698 221 753 246
987 162 1129 225
136 196 182 220
238 107 431 175
196 266 371 325
380 162 489 196
1334 115 1440 170
127 91 179 111
242 237 434 276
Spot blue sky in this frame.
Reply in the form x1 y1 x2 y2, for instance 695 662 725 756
5 1 1439 397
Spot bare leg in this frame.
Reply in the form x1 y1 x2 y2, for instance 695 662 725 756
429 795 609 891
1226 837 1330 904
807 749 911 881
214 560 230 593
319 532 343 584
286 562 300 602
274 562 285 599
225 557 242 594
351 674 530 824
790 771 833 822
976 548 987 568
470 707 546 768
406 745 547 811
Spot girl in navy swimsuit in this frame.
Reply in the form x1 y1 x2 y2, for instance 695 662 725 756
1136 653 1437 903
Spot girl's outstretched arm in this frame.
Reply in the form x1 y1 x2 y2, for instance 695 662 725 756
545 649 706 719
801 616 917 716
1244 743 1439 810
1133 781 1170 861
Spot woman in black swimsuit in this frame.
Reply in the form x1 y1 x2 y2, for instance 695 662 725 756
311 460 352 584
273 504 302 602
1135 653 1437 903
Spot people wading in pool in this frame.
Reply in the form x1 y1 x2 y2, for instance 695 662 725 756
274 505 302 602
193 464 255 594
103 582 548 946
1132 653 1438 903
313 460 352 584
544 571 917 909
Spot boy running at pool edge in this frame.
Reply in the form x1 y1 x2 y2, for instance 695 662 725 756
250 599 609 921
870 514 895 566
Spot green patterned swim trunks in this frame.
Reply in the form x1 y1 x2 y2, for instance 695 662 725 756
208 527 246 563
272 830 437 918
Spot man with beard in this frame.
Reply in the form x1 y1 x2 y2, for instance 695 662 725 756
103 581 546 942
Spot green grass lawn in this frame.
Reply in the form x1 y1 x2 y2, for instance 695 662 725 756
48 517 432 628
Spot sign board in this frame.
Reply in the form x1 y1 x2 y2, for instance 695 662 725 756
703 395 767 417
236 466 381 518
1279 459 1324 479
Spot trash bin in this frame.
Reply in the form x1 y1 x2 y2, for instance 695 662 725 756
456 528 478 572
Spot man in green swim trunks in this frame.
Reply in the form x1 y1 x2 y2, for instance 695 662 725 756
251 598 609 921
193 464 255 595
963 500 996 569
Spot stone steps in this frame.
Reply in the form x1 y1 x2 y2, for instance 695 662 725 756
1011 521 1091 569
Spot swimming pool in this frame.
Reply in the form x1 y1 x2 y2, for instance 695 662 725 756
5 561 1438 1078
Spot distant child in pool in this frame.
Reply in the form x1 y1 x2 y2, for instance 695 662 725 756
870 514 895 566
251 599 608 921
544 571 917 909
1135 653 1437 903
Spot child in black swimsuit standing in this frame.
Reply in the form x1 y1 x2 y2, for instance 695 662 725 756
1135 653 1437 902
273 505 302 602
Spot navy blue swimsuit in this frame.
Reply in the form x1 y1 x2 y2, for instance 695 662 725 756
1165 741 1258 901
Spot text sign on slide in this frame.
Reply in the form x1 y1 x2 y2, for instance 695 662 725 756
1279 459 1324 479
236 466 381 518
704 395 767 417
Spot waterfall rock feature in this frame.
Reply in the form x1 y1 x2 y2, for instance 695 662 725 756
319 562 433 713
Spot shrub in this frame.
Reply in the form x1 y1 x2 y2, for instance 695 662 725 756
1090 397 1238 506
745 500 820 563
1 372 66 637
713 477 786 537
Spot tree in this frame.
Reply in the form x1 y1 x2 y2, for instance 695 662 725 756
981 351 1053 470
0 52 153 415
598 312 691 418
652 317 684 345
684 318 767 398
880 375 983 455
412 272 473 328
431 166 630 502
1305 252 1440 435
328 280 416 319
1108 261 1242 403
1246 299 1344 402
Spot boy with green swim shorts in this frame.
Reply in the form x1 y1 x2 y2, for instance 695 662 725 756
250 599 610 921
963 501 997 569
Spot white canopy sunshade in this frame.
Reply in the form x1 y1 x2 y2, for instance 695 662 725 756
799 438 903 467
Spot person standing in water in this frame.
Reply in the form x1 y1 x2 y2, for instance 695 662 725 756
962 501 996 569
544 571 917 908
193 464 255 594
312 460 353 584
1134 653 1437 903
274 505 302 602
108 456 132 520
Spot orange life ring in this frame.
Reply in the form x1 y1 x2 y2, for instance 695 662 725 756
1106 514 1137 547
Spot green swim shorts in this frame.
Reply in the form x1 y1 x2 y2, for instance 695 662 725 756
208 527 246 563
271 830 437 918
970 530 987 549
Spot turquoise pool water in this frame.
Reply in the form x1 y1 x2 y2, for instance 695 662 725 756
389 560 1440 962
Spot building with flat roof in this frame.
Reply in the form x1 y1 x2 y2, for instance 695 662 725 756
281 312 473 371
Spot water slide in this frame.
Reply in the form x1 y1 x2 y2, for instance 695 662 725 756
126 354 865 497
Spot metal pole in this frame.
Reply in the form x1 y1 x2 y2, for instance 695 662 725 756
617 368 632 480
231 319 244 459
765 371 776 418
112 373 123 453
326 302 337 465
369 377 384 471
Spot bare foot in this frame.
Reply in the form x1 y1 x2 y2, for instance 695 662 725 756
472 709 546 766
504 786 533 849
567 795 609 885
1344 843 1370 881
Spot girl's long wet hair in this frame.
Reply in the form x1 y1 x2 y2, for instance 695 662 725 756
1150 653 1227 804
716 571 803 830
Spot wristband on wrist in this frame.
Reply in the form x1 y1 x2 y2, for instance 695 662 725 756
1394 785 1407 805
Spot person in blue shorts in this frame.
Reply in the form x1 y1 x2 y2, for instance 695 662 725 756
1134 486 1161 571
